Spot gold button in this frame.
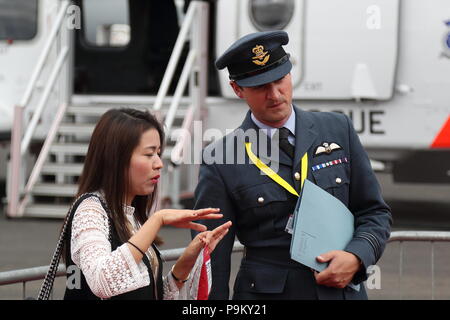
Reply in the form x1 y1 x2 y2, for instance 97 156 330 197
257 197 264 204
336 177 342 184
294 172 301 181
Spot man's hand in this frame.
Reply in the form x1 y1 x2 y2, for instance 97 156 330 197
313 250 361 289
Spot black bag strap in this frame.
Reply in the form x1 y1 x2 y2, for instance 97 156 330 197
37 193 111 300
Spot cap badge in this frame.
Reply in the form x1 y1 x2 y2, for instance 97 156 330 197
252 45 270 66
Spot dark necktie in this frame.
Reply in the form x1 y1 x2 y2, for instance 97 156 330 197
278 127 294 159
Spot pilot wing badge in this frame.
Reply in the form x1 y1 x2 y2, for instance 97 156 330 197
314 142 342 157
252 45 270 66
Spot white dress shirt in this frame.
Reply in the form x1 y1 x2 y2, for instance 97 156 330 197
251 105 296 145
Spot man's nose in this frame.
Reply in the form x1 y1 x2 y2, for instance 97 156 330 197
266 83 280 101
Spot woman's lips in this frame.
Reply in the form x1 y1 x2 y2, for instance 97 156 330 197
150 175 160 183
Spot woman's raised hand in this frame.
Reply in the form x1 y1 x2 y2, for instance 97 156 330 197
197 220 232 253
170 220 232 288
155 208 222 232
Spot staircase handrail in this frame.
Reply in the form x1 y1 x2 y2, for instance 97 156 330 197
152 1 198 113
157 0 208 169
7 0 72 218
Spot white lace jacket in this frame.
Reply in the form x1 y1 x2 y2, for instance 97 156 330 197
70 195 205 300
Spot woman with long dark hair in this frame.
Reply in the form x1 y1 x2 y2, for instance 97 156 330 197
62 108 231 300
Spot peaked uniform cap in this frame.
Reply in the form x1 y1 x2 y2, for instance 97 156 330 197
215 31 292 87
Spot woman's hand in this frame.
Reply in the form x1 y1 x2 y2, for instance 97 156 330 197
171 221 232 286
196 220 232 253
179 221 233 261
155 208 222 232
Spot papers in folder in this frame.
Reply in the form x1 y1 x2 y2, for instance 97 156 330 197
290 179 354 272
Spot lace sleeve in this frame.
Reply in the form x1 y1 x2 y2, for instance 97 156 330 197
70 196 150 299
162 248 209 300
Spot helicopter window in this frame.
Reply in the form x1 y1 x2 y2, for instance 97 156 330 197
82 0 130 47
249 0 295 31
0 0 38 41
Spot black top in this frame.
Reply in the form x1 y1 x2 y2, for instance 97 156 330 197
63 193 163 300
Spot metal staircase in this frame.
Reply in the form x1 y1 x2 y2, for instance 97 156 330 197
7 1 209 218
23 95 189 218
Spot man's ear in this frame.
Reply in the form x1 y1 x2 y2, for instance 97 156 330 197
229 81 244 99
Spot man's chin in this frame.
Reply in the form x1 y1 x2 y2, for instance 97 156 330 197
266 111 290 123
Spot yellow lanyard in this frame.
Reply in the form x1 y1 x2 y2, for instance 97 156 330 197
245 142 308 197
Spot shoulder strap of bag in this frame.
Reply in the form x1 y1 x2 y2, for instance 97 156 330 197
37 192 110 300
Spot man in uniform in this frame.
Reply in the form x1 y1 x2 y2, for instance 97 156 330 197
192 31 392 299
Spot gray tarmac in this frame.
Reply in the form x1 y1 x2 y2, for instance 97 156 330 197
1 173 450 300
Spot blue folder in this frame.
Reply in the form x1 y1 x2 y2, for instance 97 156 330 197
290 179 355 272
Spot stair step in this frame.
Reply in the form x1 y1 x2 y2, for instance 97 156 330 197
58 123 184 139
67 105 188 117
23 204 69 218
41 163 84 175
50 143 88 155
162 146 174 160
59 123 95 135
71 94 192 107
32 183 78 197
49 143 173 159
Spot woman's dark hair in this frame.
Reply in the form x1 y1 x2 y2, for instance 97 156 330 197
74 108 165 245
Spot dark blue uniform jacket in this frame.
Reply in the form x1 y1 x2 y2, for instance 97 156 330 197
193 106 392 300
